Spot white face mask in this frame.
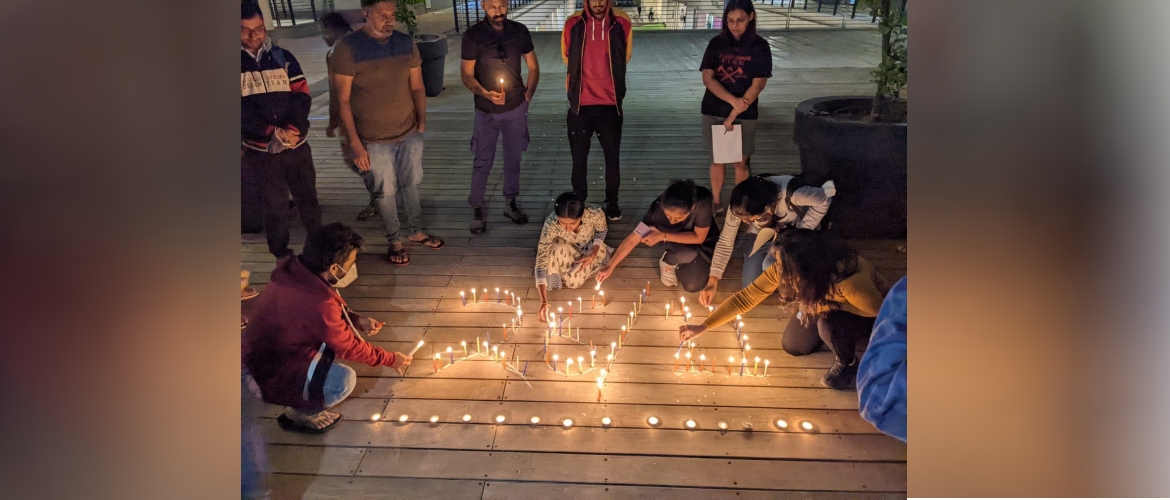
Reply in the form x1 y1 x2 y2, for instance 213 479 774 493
331 263 358 288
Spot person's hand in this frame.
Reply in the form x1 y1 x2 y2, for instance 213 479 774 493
416 121 426 134
595 265 614 283
572 253 594 274
679 324 707 342
351 141 370 171
640 229 665 246
524 91 534 103
731 98 749 114
538 302 550 323
723 117 737 132
389 353 413 376
698 278 718 306
485 90 506 106
282 126 301 145
355 315 385 336
325 125 336 138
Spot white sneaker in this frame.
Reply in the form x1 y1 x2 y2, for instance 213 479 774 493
659 254 678 287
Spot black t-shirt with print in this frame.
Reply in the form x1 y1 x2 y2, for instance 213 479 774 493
699 34 773 120
641 185 721 249
460 18 535 113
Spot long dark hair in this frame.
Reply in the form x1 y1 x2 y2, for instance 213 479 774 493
729 175 780 218
774 229 858 315
720 0 757 41
554 192 586 219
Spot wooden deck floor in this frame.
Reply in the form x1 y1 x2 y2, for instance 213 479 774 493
244 30 906 499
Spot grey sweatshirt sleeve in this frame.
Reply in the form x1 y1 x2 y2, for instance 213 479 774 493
709 210 741 279
792 186 832 230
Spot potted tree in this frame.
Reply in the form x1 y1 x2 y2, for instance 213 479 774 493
792 0 907 239
397 0 448 97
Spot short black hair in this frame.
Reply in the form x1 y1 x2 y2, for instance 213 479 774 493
660 179 698 212
300 223 364 274
242 1 264 20
319 12 352 34
361 0 394 7
729 175 781 217
554 192 586 219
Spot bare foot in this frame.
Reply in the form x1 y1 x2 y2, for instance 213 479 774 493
287 410 339 430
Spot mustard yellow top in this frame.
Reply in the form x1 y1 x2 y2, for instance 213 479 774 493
704 256 890 329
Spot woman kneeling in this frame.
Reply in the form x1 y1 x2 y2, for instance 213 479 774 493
535 192 613 321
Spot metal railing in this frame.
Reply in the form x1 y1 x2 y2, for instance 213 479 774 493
268 0 336 27
453 0 873 33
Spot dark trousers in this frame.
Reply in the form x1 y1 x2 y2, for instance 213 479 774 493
662 241 713 293
469 101 530 207
568 105 622 204
242 145 322 257
781 310 874 364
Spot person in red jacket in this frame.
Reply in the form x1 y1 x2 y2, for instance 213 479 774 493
561 0 632 221
243 223 412 433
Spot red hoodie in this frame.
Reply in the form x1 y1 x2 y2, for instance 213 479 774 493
563 6 632 107
243 256 395 411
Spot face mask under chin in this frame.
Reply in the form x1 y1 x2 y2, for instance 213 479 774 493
331 263 359 288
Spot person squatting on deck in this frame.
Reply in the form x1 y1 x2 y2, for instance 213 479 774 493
680 229 889 390
563 0 633 221
331 0 445 266
461 0 541 234
698 174 835 306
243 223 412 434
597 180 720 293
534 192 613 322
701 0 772 212
240 1 322 258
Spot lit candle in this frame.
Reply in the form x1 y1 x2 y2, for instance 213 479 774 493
487 331 492 346
461 340 468 357
566 319 572 337
602 417 612 426
530 416 540 424
504 290 510 305
699 354 706 372
740 357 746 376
430 415 439 423
372 413 381 421
492 345 499 361
433 353 440 373
578 297 583 311
647 416 659 426
399 414 409 422
606 354 613 370
502 324 508 341
744 344 751 359
621 325 627 341
472 288 477 304
499 77 504 94
680 297 686 308
476 337 481 353
596 377 603 402
496 287 500 303
611 341 617 352
552 354 559 372
460 291 466 306
646 281 651 297
685 351 692 371
496 415 506 423
685 419 696 429
684 312 692 325
763 359 770 377
728 357 735 375
566 357 574 375
484 341 490 356
568 301 573 319
462 414 472 422
629 311 635 330
801 421 813 431
577 356 584 374
599 290 605 306
665 302 671 319
447 347 454 365
595 282 601 291
672 352 679 371
590 349 596 368
407 340 425 357
499 351 507 368
563 418 574 428
753 356 760 375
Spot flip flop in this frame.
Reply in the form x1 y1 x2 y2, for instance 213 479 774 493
277 413 343 434
387 247 410 266
412 234 445 250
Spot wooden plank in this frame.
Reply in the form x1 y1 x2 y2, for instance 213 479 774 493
483 482 905 500
502 380 860 410
265 444 367 476
259 419 498 450
492 426 906 462
268 474 486 500
356 448 906 492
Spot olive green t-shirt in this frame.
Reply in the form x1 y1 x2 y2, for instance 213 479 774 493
328 29 422 143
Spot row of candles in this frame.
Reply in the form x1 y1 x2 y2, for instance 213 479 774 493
369 412 817 432
674 349 770 377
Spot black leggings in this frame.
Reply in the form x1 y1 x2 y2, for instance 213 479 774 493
662 241 713 293
781 310 875 364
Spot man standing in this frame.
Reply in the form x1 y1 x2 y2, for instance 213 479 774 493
460 0 539 234
331 0 445 266
562 0 633 221
321 13 379 222
243 223 412 434
241 2 322 258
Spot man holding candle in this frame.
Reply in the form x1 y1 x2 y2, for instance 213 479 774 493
461 0 540 234
562 0 633 221
243 224 413 434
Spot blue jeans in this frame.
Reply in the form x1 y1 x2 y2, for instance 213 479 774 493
345 153 380 202
365 132 425 244
741 236 776 288
322 363 357 409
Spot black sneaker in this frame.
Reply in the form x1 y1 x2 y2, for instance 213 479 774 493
357 200 377 221
470 206 486 235
503 198 528 224
821 358 859 390
604 201 622 221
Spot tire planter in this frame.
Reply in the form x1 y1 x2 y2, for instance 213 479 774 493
793 96 907 239
416 34 448 97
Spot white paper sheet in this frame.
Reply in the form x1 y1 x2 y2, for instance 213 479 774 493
711 124 743 164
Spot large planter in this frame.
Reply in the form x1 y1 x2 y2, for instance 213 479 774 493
793 96 907 239
416 34 448 97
